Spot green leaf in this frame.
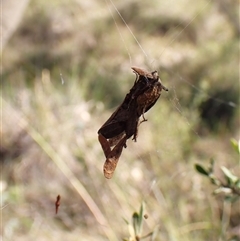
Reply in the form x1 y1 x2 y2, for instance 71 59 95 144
150 225 160 241
236 180 240 189
209 158 215 173
132 202 145 237
213 187 232 195
225 195 240 203
128 223 135 240
138 202 144 235
132 212 139 236
209 174 220 185
195 164 209 176
123 217 130 225
230 138 240 154
221 166 238 185
139 202 144 221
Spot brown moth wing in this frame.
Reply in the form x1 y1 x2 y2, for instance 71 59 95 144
103 136 127 179
98 134 112 158
97 104 128 139
98 68 151 139
132 67 168 116
108 132 126 147
98 67 168 179
137 82 162 116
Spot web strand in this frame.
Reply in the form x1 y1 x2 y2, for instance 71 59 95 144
105 0 238 202
105 0 132 64
157 0 212 60
107 0 149 60
106 0 237 111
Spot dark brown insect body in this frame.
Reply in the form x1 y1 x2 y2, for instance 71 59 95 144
98 67 168 179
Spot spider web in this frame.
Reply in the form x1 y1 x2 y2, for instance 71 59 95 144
2 1 238 239
105 0 237 131
104 0 238 187
105 0 237 101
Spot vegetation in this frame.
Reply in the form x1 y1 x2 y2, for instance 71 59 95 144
1 0 239 240
195 139 240 241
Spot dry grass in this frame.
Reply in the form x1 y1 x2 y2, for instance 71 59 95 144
1 0 239 240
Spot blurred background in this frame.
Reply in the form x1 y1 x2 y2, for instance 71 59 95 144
1 0 239 240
